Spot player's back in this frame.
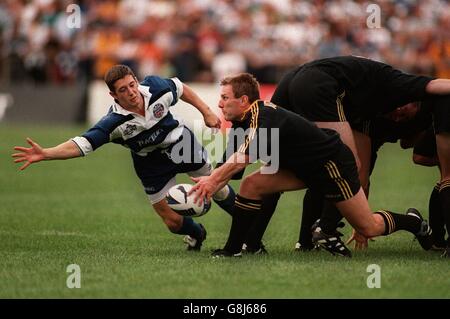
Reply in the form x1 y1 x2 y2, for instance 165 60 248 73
286 56 432 119
302 55 384 89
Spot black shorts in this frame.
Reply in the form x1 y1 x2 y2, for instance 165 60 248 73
413 126 437 158
425 94 450 133
297 144 361 202
272 67 347 122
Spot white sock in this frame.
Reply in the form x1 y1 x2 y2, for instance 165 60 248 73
213 185 230 201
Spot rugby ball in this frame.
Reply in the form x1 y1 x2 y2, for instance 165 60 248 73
166 184 211 217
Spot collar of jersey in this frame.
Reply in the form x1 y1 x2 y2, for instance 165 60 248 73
112 85 151 116
240 100 261 121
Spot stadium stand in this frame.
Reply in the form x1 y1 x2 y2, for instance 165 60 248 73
0 0 449 87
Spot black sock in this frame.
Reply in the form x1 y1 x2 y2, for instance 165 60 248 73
374 210 421 235
319 201 343 234
223 194 262 253
244 192 280 250
439 182 450 245
298 189 323 247
430 183 446 246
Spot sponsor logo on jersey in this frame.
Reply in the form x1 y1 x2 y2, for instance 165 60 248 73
123 124 137 136
137 129 164 147
153 103 165 118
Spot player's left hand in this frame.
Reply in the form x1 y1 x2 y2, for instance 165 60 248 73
189 176 217 205
12 137 45 170
203 111 221 129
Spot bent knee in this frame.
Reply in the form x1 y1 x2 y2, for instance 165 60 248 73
356 219 385 238
240 175 257 192
240 174 265 197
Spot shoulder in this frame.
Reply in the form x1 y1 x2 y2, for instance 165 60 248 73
140 76 183 104
141 75 168 90
96 110 134 130
140 76 181 92
258 101 278 116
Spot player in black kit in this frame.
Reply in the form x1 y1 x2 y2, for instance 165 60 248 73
412 125 448 256
189 73 433 258
250 56 450 255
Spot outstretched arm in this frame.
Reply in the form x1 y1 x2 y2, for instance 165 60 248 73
12 138 82 170
180 83 221 129
426 79 450 95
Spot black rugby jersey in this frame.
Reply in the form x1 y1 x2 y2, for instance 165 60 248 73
236 100 343 176
274 56 433 121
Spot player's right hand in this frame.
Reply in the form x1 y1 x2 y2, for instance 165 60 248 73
189 176 218 205
346 229 371 250
12 138 45 170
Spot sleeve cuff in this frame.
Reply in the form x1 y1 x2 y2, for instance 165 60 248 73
171 77 184 99
71 136 93 156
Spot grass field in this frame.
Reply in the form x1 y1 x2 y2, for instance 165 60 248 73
1 124 448 299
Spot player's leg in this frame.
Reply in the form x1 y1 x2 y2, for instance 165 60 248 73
217 153 277 254
240 168 306 199
132 133 208 251
335 188 432 248
301 88 363 253
316 121 361 170
311 126 372 251
214 169 306 256
148 178 207 251
412 126 446 249
430 182 447 249
302 123 361 251
243 192 281 254
436 132 450 254
311 143 433 256
429 94 450 256
353 130 372 194
295 189 323 251
309 103 368 251
297 121 359 252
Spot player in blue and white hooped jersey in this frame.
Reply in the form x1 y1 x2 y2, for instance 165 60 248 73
12 65 236 251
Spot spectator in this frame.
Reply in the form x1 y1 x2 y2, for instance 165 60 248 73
1 0 449 85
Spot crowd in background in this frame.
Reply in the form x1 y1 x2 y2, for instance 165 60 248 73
0 0 449 86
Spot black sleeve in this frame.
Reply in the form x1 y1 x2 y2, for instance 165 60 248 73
380 65 434 106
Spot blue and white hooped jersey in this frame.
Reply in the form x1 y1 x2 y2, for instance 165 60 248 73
72 76 185 156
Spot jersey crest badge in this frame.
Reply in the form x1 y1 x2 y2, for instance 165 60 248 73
153 103 165 118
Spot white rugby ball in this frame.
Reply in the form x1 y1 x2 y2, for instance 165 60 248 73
166 184 211 217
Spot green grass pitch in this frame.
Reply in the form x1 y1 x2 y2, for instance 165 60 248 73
1 124 448 298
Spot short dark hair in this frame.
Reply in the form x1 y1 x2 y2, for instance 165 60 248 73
220 73 260 103
104 65 137 92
